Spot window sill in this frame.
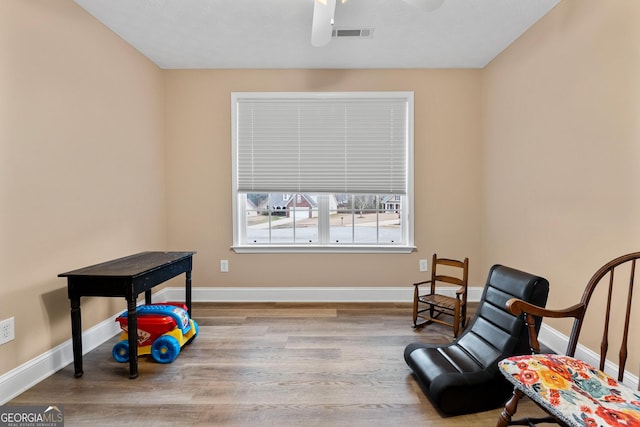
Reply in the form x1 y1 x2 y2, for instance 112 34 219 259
231 245 416 254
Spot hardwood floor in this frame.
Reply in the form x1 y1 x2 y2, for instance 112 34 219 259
8 302 544 426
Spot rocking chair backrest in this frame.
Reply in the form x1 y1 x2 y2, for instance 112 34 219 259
567 252 640 382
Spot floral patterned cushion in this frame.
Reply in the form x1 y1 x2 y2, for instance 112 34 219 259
499 354 640 427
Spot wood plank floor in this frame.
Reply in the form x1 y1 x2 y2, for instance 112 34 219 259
8 302 545 426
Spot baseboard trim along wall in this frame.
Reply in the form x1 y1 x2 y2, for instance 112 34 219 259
1 286 636 404
162 285 485 303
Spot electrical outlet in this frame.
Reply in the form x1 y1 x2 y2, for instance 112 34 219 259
0 317 15 345
220 259 229 273
419 259 428 272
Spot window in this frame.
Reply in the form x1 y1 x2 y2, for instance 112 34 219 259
231 92 414 253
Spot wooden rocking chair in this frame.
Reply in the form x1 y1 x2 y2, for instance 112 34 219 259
412 253 469 337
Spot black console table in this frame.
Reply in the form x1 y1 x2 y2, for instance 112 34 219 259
59 251 195 379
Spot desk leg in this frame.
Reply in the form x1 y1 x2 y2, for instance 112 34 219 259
186 270 192 317
127 297 139 379
70 297 83 378
144 290 152 305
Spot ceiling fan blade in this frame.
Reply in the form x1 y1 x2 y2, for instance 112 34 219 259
311 0 337 47
402 0 445 12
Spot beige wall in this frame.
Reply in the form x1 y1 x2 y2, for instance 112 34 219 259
482 0 640 362
164 69 483 288
0 0 166 374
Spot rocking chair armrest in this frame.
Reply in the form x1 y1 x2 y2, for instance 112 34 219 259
413 280 433 287
506 298 586 320
455 286 466 296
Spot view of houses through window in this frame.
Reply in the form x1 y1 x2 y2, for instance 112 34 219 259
242 193 403 245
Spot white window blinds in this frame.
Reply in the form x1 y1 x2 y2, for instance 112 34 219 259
234 93 411 194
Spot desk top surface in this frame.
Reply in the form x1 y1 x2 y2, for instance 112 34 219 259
58 251 195 278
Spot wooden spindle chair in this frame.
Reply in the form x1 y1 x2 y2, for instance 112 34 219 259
496 252 640 427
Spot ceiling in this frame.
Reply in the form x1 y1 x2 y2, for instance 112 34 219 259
73 0 561 70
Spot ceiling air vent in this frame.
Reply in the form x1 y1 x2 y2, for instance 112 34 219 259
332 28 374 39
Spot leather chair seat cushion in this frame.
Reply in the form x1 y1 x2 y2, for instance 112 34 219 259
404 342 514 415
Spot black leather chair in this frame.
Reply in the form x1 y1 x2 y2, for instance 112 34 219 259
404 265 549 416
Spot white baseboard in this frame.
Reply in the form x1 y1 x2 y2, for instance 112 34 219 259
161 285 486 303
4 286 634 404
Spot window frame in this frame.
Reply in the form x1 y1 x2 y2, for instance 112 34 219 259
231 92 415 254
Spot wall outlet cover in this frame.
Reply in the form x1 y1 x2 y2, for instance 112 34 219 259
0 317 15 345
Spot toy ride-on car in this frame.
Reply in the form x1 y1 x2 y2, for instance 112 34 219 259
112 302 198 364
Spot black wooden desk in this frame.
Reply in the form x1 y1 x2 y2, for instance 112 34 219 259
59 251 195 379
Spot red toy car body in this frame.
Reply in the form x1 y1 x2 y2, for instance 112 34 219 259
112 302 198 364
